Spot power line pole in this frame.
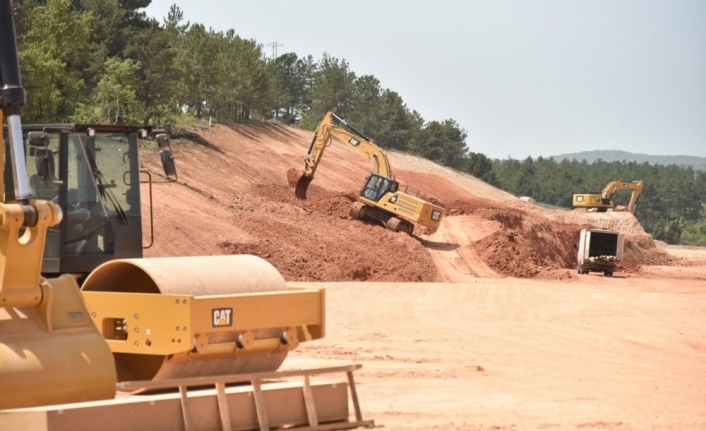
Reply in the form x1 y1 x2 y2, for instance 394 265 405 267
267 42 283 62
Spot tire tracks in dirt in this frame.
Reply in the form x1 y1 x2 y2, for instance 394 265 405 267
423 215 503 281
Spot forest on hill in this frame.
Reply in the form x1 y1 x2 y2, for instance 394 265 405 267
13 0 706 245
551 150 706 172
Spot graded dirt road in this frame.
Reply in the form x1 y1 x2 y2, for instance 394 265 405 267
285 257 706 430
140 122 706 430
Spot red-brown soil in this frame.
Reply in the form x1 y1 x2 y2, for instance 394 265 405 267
140 122 678 282
138 122 706 430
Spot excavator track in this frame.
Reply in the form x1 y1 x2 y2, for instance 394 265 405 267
385 217 414 234
349 202 367 220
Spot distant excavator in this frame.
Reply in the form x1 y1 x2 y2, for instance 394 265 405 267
288 111 444 234
572 180 644 213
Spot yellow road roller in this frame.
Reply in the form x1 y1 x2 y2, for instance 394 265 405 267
0 5 323 409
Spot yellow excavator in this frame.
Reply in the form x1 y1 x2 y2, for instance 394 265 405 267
572 180 644 213
288 111 444 234
0 3 323 410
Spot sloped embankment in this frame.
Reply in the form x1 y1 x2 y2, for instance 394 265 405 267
140 122 674 281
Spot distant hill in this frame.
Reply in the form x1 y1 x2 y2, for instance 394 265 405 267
549 150 706 171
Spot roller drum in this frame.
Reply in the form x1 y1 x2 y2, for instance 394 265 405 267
82 255 289 383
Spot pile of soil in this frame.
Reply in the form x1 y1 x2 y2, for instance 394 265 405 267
140 122 676 281
218 184 437 282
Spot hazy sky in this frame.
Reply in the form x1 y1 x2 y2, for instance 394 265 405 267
144 1 706 160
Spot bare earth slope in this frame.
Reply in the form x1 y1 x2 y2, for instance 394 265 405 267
140 122 675 281
139 122 706 430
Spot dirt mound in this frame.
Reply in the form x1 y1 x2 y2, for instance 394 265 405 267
140 122 675 281
436 198 676 278
219 184 437 282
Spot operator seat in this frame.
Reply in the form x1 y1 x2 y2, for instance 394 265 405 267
30 148 62 257
29 148 59 200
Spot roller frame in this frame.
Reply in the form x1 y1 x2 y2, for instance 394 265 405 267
82 287 325 358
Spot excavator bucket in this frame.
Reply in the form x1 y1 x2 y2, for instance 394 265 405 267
287 168 312 199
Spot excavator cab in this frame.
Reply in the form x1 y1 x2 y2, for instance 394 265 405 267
3 124 150 278
361 173 394 202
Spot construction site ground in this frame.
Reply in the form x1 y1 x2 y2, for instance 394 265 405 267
140 122 706 431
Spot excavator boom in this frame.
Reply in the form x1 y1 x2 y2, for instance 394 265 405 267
289 111 392 199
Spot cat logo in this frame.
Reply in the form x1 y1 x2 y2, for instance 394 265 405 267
389 195 398 203
349 138 360 146
212 308 233 327
431 210 441 221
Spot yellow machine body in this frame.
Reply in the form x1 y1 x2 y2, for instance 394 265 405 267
2 107 325 408
0 116 326 408
81 255 324 384
289 111 445 234
355 176 444 232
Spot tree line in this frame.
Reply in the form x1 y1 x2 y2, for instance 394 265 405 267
477 157 706 245
14 1 706 245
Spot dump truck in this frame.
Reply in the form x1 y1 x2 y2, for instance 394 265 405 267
0 4 325 411
576 228 624 276
288 111 444 234
573 180 643 213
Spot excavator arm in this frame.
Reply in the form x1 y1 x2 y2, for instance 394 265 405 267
288 111 392 199
601 180 643 212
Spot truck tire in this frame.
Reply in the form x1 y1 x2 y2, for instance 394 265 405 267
604 271 613 277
